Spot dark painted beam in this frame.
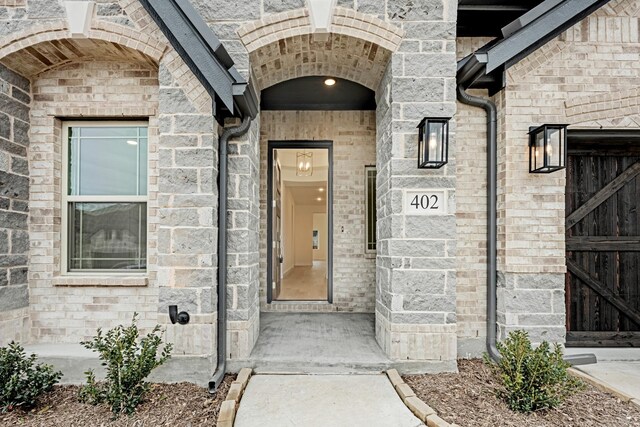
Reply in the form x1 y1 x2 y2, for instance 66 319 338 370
138 0 258 119
458 0 611 91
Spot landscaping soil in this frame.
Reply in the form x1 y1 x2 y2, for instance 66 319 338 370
0 374 235 427
403 359 640 427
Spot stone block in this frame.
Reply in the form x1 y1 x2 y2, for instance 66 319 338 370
235 367 252 390
0 94 29 122
426 414 450 427
193 0 260 21
225 381 243 402
0 230 8 253
393 77 445 103
159 168 198 194
9 266 27 286
263 0 304 13
405 215 456 239
395 383 415 400
392 269 446 295
388 0 444 21
172 228 214 255
0 211 27 230
216 400 236 427
0 171 29 200
502 289 553 313
0 113 9 139
27 0 65 19
159 88 197 114
0 284 28 311
10 230 28 254
404 396 435 422
97 3 123 16
404 294 455 312
0 65 30 93
357 0 385 16
158 288 199 313
10 157 28 176
386 369 403 387
175 148 214 167
173 115 214 134
13 119 29 146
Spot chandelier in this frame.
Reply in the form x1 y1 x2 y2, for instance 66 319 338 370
296 150 313 176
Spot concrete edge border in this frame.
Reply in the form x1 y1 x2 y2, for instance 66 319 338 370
216 367 253 427
568 367 640 410
386 369 459 427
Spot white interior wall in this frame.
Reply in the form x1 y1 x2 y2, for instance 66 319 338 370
312 212 327 261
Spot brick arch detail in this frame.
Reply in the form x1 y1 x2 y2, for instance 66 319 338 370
565 87 640 125
0 20 167 65
237 6 404 53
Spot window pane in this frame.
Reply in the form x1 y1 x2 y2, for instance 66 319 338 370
68 126 148 196
68 202 147 270
365 167 377 252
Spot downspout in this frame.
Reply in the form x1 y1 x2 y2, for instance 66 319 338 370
456 83 596 366
209 115 253 393
456 84 501 362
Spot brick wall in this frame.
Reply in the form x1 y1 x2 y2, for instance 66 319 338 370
28 61 161 343
0 63 30 345
258 110 377 313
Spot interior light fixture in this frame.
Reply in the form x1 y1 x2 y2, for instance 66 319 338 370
324 78 336 86
126 140 138 146
319 188 324 192
296 150 313 176
317 197 322 201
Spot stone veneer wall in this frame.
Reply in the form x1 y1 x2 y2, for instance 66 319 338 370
258 110 377 313
373 3 459 367
0 63 30 345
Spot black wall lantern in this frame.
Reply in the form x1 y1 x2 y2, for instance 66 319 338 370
528 124 568 173
417 118 449 169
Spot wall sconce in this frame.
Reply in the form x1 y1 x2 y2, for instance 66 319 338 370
296 150 313 176
417 118 449 169
528 124 568 173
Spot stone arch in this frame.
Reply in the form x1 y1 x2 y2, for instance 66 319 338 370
0 20 167 77
238 6 403 91
238 7 404 53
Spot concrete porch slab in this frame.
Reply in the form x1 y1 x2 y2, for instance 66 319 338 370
228 312 392 374
234 374 423 427
575 361 640 401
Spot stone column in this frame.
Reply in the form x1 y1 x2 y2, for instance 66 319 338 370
157 59 218 362
0 64 30 344
375 0 459 370
226 116 261 360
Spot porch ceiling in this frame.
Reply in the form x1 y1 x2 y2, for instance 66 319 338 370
457 0 546 37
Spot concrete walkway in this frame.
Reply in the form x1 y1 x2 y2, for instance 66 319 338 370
234 374 423 427
566 347 640 400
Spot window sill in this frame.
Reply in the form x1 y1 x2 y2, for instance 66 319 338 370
52 275 148 287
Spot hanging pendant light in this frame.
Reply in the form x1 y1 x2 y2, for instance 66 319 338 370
296 150 313 176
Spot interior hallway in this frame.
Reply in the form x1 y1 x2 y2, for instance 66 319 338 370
278 261 327 300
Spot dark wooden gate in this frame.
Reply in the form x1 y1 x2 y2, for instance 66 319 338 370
566 131 640 347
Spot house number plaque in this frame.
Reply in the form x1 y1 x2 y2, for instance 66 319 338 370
404 190 447 215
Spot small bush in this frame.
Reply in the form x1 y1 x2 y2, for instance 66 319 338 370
79 314 172 416
485 330 584 413
0 341 62 412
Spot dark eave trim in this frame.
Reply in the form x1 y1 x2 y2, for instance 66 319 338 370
138 0 258 119
458 0 611 92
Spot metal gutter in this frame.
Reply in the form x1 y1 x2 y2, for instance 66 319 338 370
209 115 253 393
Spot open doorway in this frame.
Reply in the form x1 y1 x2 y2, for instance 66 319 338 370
267 141 333 303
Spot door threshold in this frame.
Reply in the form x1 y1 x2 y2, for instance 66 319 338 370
272 300 330 305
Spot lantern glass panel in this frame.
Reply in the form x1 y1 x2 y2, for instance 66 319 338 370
533 129 544 170
428 121 444 163
546 127 562 168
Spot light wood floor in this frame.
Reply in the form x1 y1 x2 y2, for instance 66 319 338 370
277 261 327 301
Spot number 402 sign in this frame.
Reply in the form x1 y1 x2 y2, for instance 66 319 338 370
404 190 447 215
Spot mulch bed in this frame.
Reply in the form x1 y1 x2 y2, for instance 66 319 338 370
0 374 235 427
403 359 640 427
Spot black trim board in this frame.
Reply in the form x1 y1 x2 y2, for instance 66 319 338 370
266 140 334 304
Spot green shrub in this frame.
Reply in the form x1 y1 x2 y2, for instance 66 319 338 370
485 330 584 413
0 341 62 412
79 314 172 416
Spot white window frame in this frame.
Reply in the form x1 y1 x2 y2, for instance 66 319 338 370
364 165 377 254
61 121 149 275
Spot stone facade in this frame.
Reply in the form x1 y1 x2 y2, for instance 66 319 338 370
0 63 30 345
1 0 638 377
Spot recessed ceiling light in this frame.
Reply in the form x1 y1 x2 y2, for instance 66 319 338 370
324 78 336 86
317 197 322 201
126 140 138 146
318 188 324 192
